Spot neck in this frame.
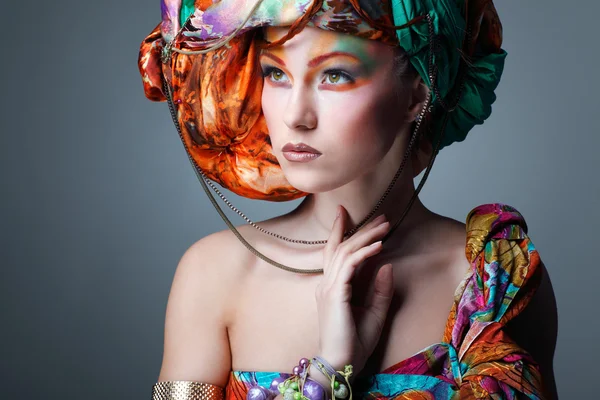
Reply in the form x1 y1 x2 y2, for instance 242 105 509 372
289 143 428 243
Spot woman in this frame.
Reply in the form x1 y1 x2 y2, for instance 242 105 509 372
138 0 558 398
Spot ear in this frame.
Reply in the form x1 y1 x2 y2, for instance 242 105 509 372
405 77 429 123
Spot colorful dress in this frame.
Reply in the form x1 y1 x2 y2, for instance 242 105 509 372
224 204 546 399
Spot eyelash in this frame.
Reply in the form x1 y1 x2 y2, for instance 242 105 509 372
261 66 355 85
322 69 355 84
261 66 289 83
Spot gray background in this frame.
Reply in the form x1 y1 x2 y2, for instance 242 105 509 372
1 0 598 398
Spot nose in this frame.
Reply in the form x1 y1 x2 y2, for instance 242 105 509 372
282 84 318 131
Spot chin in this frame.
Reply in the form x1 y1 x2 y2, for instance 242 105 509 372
282 170 348 194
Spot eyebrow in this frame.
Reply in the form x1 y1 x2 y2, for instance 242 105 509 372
260 51 286 67
260 50 362 68
307 52 361 68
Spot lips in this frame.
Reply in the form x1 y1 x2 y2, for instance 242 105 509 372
281 142 321 154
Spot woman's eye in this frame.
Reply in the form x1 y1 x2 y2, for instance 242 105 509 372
271 70 285 81
262 67 288 83
322 70 354 85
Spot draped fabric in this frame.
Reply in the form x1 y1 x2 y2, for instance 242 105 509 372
224 203 546 399
138 0 506 201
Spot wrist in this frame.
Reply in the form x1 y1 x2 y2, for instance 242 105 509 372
316 350 349 371
306 367 332 390
317 352 363 381
309 356 355 399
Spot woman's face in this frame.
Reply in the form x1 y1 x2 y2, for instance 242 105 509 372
260 26 417 193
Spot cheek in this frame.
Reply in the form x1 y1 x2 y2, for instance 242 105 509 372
261 86 287 146
317 84 403 158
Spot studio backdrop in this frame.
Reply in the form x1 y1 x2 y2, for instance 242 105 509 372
1 0 599 398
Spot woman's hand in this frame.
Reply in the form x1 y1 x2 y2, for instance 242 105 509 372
315 205 395 376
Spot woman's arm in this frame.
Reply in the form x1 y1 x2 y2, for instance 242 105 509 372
156 232 235 389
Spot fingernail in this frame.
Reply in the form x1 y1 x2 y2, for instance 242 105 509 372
336 206 341 219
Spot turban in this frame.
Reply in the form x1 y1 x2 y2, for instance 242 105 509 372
138 0 506 200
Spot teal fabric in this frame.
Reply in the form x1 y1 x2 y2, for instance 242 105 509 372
179 0 195 28
390 0 507 150
167 0 507 151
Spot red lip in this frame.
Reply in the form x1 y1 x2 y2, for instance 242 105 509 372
281 142 321 154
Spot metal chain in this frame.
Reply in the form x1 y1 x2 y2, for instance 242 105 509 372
191 98 428 245
160 14 468 274
163 80 324 274
427 14 470 113
164 16 437 245
220 13 438 245
161 14 437 247
159 0 418 245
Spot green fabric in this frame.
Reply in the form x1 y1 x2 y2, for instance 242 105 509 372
179 0 195 28
174 0 507 151
390 0 507 150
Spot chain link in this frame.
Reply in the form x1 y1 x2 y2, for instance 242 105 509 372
159 14 468 274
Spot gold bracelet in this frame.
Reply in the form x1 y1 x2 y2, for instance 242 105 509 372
152 381 225 400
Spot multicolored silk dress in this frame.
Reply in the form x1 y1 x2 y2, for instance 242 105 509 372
225 203 546 399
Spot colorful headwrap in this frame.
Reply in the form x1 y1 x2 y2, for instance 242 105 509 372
138 0 506 201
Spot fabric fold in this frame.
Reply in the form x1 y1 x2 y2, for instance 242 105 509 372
138 0 508 200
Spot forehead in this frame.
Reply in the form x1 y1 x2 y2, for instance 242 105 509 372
263 26 384 57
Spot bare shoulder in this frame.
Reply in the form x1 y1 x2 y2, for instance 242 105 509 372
157 227 254 386
407 208 471 281
180 227 257 280
419 210 467 246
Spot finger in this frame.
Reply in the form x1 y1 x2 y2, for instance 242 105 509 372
327 214 386 280
358 264 394 339
323 205 346 278
342 213 386 243
359 213 388 231
327 212 384 266
339 220 390 256
334 240 384 284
